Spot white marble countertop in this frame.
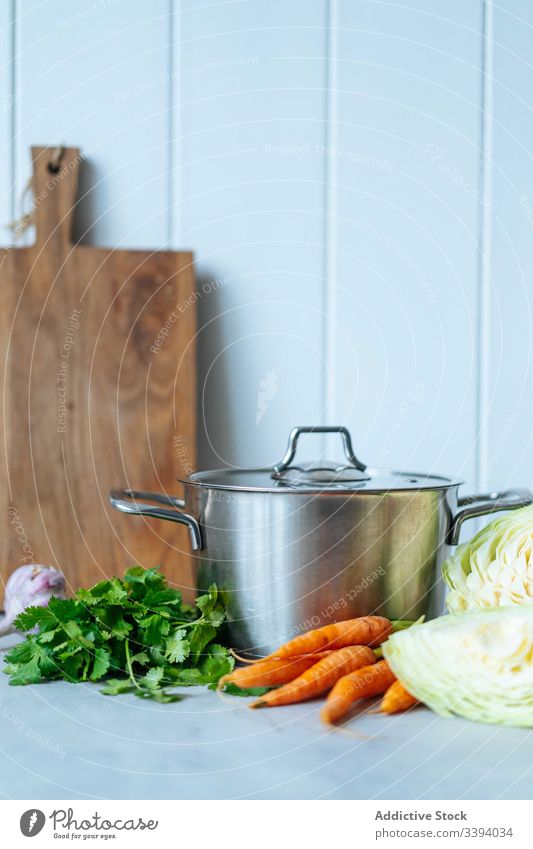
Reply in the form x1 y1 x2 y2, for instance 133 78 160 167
1 639 532 800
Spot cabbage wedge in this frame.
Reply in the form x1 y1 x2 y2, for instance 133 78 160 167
443 505 533 612
383 606 533 727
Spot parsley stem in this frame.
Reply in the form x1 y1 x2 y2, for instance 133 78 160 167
124 638 142 691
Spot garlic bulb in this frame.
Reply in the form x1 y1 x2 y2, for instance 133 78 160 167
0 564 67 636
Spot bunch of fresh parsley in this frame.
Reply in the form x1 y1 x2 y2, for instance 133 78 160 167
3 567 234 702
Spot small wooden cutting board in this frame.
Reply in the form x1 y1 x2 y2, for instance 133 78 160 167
0 146 196 593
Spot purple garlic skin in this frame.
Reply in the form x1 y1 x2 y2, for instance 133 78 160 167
0 564 67 636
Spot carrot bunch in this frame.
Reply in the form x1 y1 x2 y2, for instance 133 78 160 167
219 616 419 725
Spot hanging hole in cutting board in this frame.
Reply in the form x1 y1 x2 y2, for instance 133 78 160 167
47 145 65 174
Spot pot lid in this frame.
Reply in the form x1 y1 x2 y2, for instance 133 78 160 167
184 426 457 493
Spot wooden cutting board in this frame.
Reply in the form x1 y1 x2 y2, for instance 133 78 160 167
0 146 196 594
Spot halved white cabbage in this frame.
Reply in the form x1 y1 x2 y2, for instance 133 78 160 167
383 606 533 727
443 505 533 612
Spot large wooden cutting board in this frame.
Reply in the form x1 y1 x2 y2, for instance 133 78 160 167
0 146 196 594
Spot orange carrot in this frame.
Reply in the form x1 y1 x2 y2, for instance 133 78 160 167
320 659 396 724
229 648 332 665
261 616 392 661
219 654 331 690
250 645 376 708
380 680 419 714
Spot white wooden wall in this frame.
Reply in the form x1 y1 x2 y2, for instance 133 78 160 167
1 1 531 497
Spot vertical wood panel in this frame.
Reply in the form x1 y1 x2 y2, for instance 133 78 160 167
330 1 483 487
177 0 329 469
485 0 533 491
15 0 173 248
0 2 14 237
323 0 339 428
476 0 494 493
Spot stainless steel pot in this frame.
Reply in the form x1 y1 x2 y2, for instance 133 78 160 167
110 426 533 654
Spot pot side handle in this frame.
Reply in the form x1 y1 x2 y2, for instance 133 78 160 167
448 488 533 545
109 489 203 551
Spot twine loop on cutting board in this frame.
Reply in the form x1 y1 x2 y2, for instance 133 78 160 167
6 146 66 241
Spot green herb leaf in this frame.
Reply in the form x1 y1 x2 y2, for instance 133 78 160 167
6 642 57 685
196 585 226 627
165 629 190 664
135 688 181 704
47 598 83 623
90 648 111 681
61 652 86 682
218 682 271 697
101 678 136 696
93 607 133 639
131 651 150 666
140 667 164 689
171 643 234 686
123 566 165 598
187 623 217 665
139 614 170 646
77 578 129 607
5 639 38 665
13 606 53 632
